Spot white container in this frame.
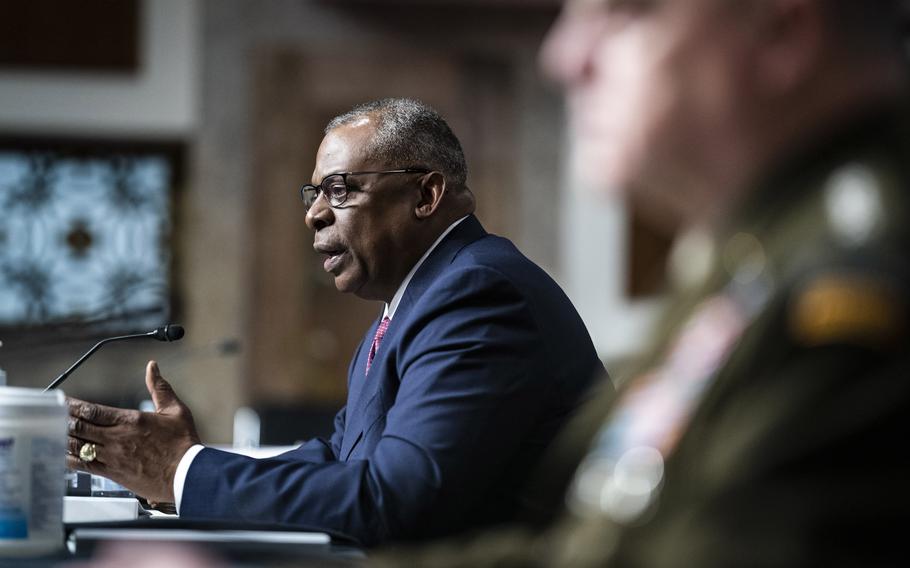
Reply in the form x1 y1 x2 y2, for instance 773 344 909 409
0 387 66 557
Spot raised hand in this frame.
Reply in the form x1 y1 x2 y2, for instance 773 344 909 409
66 361 202 503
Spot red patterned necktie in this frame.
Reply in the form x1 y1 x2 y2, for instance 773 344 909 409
366 316 391 375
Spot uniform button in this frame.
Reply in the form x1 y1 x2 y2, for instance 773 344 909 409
723 232 766 285
825 163 883 246
573 446 665 524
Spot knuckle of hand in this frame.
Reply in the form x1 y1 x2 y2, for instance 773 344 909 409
83 405 99 422
68 402 84 418
176 405 192 420
125 409 141 426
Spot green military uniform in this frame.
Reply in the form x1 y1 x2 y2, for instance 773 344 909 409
373 104 910 567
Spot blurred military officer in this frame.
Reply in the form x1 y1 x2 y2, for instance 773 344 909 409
374 0 910 565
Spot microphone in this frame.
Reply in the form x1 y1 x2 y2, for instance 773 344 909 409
44 324 185 392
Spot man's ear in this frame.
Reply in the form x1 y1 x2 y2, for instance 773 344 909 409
752 0 824 97
415 171 447 219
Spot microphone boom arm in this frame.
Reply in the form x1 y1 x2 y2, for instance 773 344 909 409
44 325 183 392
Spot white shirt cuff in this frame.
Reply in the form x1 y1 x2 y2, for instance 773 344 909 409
173 444 205 514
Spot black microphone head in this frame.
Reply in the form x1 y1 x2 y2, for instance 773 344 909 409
166 324 185 341
153 324 185 342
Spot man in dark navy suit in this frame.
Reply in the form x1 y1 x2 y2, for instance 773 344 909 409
66 98 606 546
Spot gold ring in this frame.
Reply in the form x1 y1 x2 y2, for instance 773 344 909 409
79 442 97 463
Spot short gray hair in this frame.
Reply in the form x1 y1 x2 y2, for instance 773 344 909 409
325 98 468 190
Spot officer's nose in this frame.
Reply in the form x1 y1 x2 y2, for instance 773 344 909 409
305 191 334 232
539 5 602 87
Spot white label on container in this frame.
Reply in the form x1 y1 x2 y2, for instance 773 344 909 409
0 436 28 539
30 437 65 536
0 435 64 540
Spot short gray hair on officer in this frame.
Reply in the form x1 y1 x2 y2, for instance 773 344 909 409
326 98 468 191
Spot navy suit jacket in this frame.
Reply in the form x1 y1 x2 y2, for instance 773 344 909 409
180 215 605 546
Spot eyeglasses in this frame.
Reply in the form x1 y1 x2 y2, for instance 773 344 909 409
299 169 429 211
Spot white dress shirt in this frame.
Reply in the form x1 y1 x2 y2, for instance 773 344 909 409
173 216 469 513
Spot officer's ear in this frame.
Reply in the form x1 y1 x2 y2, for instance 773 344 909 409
415 171 447 219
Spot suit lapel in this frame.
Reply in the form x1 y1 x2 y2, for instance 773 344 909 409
358 215 487 380
339 215 488 460
392 215 487 324
340 315 381 460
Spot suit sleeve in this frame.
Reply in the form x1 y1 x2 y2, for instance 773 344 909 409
179 266 552 546
271 405 346 463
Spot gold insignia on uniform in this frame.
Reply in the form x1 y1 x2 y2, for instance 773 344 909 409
790 275 904 347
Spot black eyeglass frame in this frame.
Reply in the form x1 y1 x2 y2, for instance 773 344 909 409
299 168 430 210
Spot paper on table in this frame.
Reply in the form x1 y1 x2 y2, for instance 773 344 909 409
69 528 331 545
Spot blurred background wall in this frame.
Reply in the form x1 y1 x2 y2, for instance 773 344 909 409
0 0 668 443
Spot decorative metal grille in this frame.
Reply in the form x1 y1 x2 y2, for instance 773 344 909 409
0 146 175 331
